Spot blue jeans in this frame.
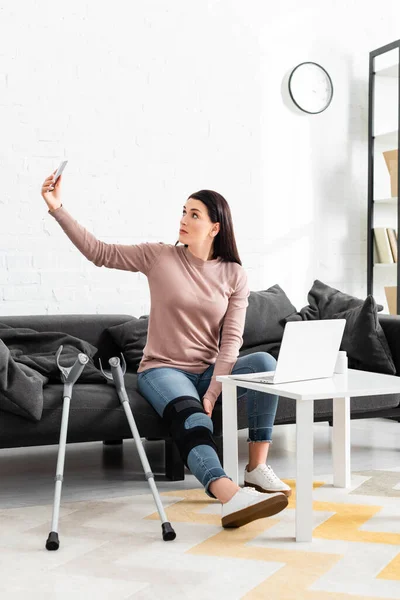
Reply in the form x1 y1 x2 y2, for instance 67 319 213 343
137 351 278 498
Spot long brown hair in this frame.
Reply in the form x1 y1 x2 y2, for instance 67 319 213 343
174 190 243 266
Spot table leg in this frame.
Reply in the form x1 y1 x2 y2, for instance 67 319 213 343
222 382 239 484
296 399 314 542
332 396 351 488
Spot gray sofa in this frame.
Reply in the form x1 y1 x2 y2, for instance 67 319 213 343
1 305 400 482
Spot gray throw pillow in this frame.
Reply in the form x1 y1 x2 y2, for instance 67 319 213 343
242 284 298 349
106 316 149 371
330 295 396 375
286 279 383 322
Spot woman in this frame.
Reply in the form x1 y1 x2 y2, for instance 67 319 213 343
41 170 291 528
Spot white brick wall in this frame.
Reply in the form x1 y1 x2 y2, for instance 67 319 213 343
2 0 400 317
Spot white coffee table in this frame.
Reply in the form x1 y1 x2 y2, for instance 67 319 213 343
216 369 400 542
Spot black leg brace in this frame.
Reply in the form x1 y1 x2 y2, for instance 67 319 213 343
162 395 218 468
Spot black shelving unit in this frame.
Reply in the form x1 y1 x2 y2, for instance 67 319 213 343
367 39 400 314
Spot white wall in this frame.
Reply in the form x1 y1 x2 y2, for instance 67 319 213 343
256 0 400 310
1 0 400 316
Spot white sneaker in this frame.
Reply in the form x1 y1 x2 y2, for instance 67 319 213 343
221 487 288 528
244 464 292 497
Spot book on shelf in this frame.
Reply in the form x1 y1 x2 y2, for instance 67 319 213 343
374 228 395 263
386 228 398 262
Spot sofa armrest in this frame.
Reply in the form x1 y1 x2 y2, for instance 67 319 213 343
379 314 400 375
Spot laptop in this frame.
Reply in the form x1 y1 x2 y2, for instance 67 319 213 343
229 319 346 385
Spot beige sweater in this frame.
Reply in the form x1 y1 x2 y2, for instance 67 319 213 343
49 205 250 404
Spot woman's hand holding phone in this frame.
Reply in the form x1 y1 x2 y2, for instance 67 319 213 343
41 164 66 212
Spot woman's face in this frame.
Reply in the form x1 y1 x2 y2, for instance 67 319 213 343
179 198 217 243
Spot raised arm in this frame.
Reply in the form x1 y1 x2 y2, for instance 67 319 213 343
40 171 164 275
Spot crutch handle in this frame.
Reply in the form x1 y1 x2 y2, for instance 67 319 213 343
109 356 127 392
98 353 127 385
55 345 90 384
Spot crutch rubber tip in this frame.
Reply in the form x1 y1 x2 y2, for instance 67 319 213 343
46 531 60 551
162 522 176 541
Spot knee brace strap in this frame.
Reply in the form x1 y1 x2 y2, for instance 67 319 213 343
162 395 218 467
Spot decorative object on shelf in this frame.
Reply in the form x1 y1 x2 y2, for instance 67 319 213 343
287 62 333 114
383 149 398 197
384 286 397 315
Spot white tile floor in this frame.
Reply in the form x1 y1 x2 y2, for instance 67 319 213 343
1 418 399 510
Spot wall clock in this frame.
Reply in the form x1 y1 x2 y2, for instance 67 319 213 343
288 62 333 114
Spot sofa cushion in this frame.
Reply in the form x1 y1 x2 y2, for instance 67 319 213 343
106 316 149 371
329 295 396 374
0 373 169 448
242 285 298 349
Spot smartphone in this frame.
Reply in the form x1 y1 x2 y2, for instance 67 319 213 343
53 160 68 185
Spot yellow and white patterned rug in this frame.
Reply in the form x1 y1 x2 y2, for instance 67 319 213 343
1 469 400 599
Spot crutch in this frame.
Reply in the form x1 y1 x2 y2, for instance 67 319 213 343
46 345 89 551
99 353 176 541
